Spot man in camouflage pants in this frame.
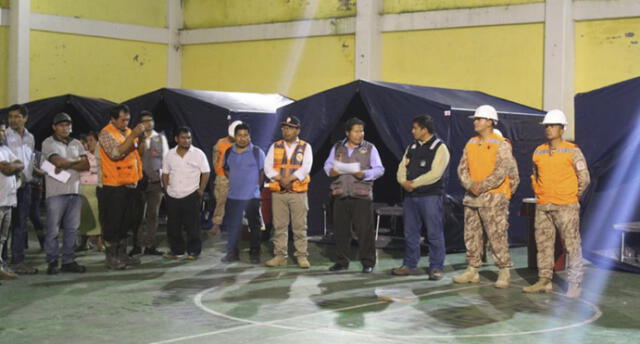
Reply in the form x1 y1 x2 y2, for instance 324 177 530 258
523 110 590 298
454 105 519 289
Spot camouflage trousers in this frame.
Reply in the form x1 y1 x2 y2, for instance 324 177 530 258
535 203 583 284
213 175 229 226
464 206 513 268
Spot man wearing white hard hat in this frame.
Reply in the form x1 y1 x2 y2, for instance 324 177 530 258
523 109 590 298
209 120 242 235
454 105 519 288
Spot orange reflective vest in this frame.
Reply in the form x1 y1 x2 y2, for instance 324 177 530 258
214 137 233 177
465 133 511 197
532 141 579 205
100 123 143 187
268 139 310 193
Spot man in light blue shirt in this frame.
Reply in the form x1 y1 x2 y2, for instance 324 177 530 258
221 122 265 264
324 117 385 273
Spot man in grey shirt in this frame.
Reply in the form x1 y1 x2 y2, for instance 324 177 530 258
42 113 89 275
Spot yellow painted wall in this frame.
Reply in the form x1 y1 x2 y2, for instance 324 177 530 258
382 23 544 109
0 0 8 9
383 0 543 13
30 31 167 102
0 27 8 107
575 17 640 93
182 35 354 100
184 0 356 29
31 0 166 28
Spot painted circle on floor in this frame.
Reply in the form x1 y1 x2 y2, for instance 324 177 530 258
192 271 602 340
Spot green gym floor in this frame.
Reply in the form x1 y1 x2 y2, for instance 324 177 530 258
1 232 639 344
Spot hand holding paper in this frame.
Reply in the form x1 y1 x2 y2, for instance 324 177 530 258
41 160 71 183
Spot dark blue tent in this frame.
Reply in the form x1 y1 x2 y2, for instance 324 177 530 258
277 80 545 250
575 76 640 272
0 94 116 149
123 88 293 166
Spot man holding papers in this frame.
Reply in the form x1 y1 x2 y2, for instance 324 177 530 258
42 113 89 275
324 117 385 273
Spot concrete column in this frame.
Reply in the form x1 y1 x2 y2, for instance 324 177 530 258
355 0 382 80
8 0 30 104
167 0 183 88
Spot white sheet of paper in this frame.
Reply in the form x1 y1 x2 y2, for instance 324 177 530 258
333 161 360 174
41 160 71 183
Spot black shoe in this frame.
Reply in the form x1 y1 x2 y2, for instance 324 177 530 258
250 255 261 264
47 260 60 275
221 254 239 264
61 261 87 273
128 246 142 257
428 268 443 281
362 266 374 273
329 263 348 272
143 247 164 256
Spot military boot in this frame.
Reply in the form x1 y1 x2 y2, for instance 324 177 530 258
452 266 480 284
494 268 511 289
566 283 582 298
522 278 552 293
265 255 288 267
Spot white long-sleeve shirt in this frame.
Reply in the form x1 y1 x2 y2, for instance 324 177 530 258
264 138 313 181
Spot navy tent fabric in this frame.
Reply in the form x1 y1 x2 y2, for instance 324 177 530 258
124 88 292 166
575 77 640 272
0 94 116 149
277 80 545 250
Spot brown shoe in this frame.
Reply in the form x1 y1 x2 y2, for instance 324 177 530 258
265 256 288 267
391 266 422 276
0 264 17 280
9 263 38 275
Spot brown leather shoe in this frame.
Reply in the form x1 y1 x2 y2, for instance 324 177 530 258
390 266 422 276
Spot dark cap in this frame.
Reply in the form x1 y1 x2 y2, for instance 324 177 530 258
53 112 72 125
280 115 301 128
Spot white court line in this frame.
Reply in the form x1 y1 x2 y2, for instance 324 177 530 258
151 274 602 343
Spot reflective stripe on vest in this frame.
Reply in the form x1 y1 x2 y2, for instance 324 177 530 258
270 139 310 193
465 133 510 197
100 123 143 186
532 141 579 205
215 137 233 176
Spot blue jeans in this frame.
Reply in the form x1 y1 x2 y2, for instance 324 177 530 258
45 194 81 264
223 198 261 256
10 184 31 264
402 195 445 270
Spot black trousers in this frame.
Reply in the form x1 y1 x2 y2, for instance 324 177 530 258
333 197 376 267
129 183 145 246
101 186 138 243
166 191 202 256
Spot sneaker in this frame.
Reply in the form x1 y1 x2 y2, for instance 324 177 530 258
143 247 164 256
428 268 444 281
163 252 184 260
185 254 199 261
0 264 17 280
61 261 87 273
329 263 348 272
47 260 60 275
390 266 422 276
10 263 38 275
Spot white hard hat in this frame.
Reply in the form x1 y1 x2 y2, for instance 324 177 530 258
469 105 499 122
228 120 243 137
493 129 503 137
541 109 568 126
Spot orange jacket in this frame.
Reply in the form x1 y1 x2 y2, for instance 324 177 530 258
465 133 511 197
268 139 310 193
214 137 233 177
100 123 143 187
532 141 579 205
